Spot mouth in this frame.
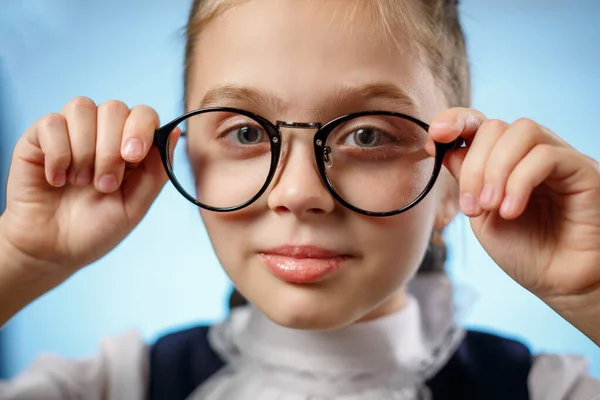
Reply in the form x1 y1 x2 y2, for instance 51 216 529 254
258 245 352 284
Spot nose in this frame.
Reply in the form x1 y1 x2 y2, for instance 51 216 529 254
267 130 336 218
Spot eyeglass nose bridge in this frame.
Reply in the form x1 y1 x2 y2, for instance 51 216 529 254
275 120 323 130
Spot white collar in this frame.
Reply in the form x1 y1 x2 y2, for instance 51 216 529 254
192 274 465 399
226 295 442 375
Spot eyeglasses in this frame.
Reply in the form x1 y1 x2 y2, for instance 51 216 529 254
153 107 462 217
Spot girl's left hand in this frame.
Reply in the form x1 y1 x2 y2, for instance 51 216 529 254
428 108 600 345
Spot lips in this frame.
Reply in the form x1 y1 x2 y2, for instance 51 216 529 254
259 245 351 283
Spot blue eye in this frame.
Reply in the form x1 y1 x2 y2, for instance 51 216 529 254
349 128 381 147
231 125 265 145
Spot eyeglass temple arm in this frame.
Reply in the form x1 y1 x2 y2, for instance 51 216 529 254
453 137 467 149
437 137 467 153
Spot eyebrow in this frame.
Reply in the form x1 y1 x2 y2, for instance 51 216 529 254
197 82 418 117
327 83 418 113
199 85 284 112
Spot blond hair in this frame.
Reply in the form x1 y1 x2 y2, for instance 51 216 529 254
184 0 471 108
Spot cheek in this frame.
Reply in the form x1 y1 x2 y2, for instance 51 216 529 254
199 207 262 270
200 211 237 262
359 196 437 278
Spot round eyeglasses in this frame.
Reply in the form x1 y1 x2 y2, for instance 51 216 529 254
153 107 463 217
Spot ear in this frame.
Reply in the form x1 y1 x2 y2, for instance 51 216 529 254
434 168 460 230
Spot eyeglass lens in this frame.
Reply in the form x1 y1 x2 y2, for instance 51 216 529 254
323 114 435 213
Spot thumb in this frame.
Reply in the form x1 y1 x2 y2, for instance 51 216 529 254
429 107 488 144
122 127 181 222
428 108 487 184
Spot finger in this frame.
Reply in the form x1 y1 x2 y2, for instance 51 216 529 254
122 127 181 222
121 105 160 163
35 114 72 187
500 145 594 220
61 96 97 187
482 118 568 212
457 119 508 217
429 107 488 144
442 146 468 183
95 100 130 193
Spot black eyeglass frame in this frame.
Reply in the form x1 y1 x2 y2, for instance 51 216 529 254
153 107 463 217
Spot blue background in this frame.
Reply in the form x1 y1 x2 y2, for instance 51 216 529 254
1 0 599 378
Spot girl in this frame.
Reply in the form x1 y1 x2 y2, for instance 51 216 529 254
1 0 599 399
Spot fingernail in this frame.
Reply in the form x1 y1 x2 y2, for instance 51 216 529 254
98 174 118 193
54 172 66 187
431 117 463 133
460 193 477 215
76 169 92 187
123 138 143 160
500 196 514 217
480 184 495 206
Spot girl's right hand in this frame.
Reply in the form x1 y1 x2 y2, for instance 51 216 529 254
0 97 178 278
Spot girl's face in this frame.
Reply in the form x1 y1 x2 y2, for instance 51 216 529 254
187 0 457 330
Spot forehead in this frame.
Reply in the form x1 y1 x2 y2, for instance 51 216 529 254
188 0 444 120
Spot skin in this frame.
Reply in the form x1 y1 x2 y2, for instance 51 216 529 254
0 0 599 346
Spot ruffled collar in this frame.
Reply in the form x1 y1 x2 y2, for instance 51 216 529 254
190 274 464 399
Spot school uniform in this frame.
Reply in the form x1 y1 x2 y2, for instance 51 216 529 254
1 274 598 399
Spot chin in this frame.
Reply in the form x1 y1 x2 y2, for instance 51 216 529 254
251 282 364 331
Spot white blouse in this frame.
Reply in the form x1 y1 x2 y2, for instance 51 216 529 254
1 274 599 400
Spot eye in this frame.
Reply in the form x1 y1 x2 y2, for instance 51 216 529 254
228 125 266 145
347 127 381 147
353 128 381 147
